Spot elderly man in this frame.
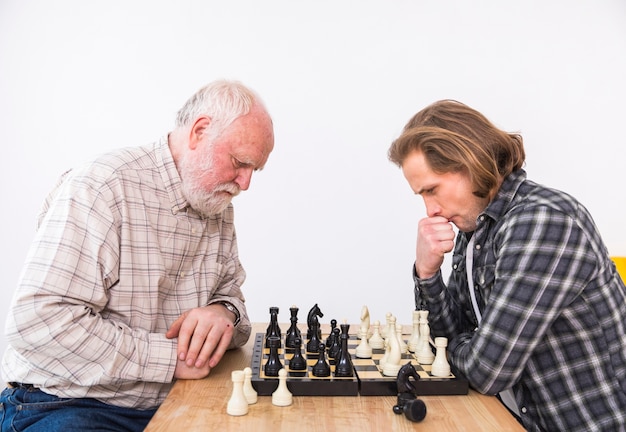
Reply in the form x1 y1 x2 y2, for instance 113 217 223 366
1 80 274 431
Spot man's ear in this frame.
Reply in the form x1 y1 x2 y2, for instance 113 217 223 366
189 116 212 150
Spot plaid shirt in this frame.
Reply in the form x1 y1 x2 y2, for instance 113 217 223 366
2 136 251 409
415 170 626 431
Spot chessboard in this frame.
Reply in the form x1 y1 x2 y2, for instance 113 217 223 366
250 332 469 397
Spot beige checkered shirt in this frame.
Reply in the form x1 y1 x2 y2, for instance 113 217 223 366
2 136 251 409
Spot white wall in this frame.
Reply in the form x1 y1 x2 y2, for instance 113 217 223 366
1 0 625 357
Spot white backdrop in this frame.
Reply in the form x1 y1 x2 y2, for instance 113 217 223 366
1 1 625 357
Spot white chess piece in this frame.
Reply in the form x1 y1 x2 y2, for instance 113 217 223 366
369 320 384 349
382 316 402 377
242 367 257 404
408 310 420 353
359 305 371 339
381 312 392 339
396 323 408 353
355 325 373 358
227 370 249 416
272 368 293 406
378 337 390 371
417 311 435 365
431 337 451 377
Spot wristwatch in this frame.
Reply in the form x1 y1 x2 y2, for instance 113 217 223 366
216 301 241 326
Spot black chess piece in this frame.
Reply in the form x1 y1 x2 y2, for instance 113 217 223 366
288 337 307 371
325 318 337 348
334 324 354 377
265 306 281 348
328 327 341 361
393 362 427 422
306 317 321 353
312 343 331 377
264 336 283 377
306 304 324 340
285 306 301 349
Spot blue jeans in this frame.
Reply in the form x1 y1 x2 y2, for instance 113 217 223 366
0 384 157 432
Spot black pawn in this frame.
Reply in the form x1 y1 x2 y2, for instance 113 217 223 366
306 317 322 353
288 337 307 371
285 306 302 349
312 343 331 377
264 336 283 377
334 324 354 377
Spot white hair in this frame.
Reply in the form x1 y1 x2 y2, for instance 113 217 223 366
175 79 264 131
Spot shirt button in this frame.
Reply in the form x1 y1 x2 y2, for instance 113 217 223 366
479 216 485 221
453 264 458 269
192 228 197 234
475 244 481 250
521 406 527 414
180 272 186 278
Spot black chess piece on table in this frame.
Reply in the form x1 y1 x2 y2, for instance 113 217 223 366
328 327 341 361
312 343 331 377
306 317 322 353
334 324 354 378
265 306 281 348
325 318 337 348
288 337 307 371
306 304 324 340
393 362 427 422
285 306 302 349
264 336 283 377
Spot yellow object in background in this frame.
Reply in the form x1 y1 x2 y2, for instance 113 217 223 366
611 257 626 281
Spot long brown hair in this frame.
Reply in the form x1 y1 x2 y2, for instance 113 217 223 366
388 100 525 199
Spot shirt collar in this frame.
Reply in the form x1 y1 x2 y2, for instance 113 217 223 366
155 135 189 215
482 169 527 223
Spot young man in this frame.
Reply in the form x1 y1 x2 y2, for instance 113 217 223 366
388 100 626 432
1 80 274 431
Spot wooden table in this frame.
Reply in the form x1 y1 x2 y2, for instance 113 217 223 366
145 324 524 432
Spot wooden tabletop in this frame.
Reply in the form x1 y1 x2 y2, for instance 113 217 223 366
145 323 524 432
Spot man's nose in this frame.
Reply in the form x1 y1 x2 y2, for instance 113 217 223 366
235 167 253 191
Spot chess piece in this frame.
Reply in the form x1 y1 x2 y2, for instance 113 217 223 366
272 368 293 406
306 317 322 353
306 303 324 340
369 320 384 350
381 312 392 339
227 370 249 416
264 336 283 376
334 323 354 377
378 337 390 371
288 337 307 371
328 327 341 360
393 362 427 422
265 306 281 348
242 367 257 404
416 311 434 365
355 325 373 359
359 305 371 339
382 316 402 377
312 343 331 377
408 310 421 353
396 323 408 353
285 305 302 348
431 337 451 377
326 318 337 348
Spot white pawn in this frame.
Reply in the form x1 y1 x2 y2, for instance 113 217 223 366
272 368 293 406
431 337 451 377
242 367 257 404
408 310 421 353
382 317 402 377
369 320 384 349
417 311 435 365
355 325 373 358
381 312 392 339
378 337 390 371
227 370 249 416
396 323 408 353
